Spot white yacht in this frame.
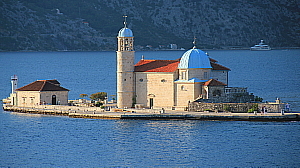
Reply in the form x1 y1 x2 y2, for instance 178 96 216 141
250 40 271 51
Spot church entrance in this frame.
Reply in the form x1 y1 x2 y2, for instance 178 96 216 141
52 95 56 105
149 98 153 109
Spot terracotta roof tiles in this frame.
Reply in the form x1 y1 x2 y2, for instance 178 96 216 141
211 62 231 71
134 59 179 72
209 58 218 63
134 57 229 72
16 80 69 91
203 79 227 86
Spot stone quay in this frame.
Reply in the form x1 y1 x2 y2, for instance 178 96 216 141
3 104 299 121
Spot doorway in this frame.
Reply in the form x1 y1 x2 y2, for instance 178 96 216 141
149 98 153 109
52 95 56 105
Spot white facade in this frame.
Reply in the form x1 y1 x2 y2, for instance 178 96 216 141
16 90 68 106
11 75 18 93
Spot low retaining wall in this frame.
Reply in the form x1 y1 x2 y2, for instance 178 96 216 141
2 104 162 115
3 104 299 121
3 104 105 113
189 102 284 112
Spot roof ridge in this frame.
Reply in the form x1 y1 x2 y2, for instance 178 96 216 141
43 80 69 91
40 80 47 91
16 80 69 91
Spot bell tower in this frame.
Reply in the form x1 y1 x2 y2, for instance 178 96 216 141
116 16 135 108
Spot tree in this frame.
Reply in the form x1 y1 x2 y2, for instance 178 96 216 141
254 96 263 102
89 92 107 101
79 94 88 98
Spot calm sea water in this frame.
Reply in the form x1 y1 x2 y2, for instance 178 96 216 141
1 50 300 167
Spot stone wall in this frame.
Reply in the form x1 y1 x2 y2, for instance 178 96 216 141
211 70 228 85
16 90 68 106
135 72 176 108
189 102 284 113
3 104 165 114
175 82 201 106
195 92 254 103
117 51 135 108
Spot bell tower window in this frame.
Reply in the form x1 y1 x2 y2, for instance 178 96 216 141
204 72 208 79
181 71 186 80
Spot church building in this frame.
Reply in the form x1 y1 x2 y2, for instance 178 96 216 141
116 19 251 110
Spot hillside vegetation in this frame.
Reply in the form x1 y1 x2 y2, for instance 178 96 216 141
0 0 299 51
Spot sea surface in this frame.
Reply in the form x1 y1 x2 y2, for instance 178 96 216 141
1 50 300 167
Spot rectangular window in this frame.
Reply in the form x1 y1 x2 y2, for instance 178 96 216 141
181 71 186 80
204 72 208 79
30 97 35 104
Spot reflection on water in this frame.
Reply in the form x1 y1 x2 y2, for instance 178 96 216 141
0 111 300 167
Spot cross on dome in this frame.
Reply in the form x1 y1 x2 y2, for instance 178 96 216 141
123 15 128 28
118 15 133 37
193 36 197 49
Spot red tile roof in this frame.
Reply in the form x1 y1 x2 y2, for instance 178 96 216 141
16 80 69 91
209 58 218 63
46 79 60 85
211 62 230 70
134 57 229 72
203 79 227 86
134 59 180 72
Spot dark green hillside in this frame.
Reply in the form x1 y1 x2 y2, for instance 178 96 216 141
0 0 299 51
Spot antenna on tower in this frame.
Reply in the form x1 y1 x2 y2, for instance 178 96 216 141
123 15 128 28
192 36 197 49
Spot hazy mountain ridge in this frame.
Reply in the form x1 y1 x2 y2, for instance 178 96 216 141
103 0 299 47
0 0 299 51
0 0 115 51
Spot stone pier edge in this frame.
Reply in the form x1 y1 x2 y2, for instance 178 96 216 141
2 105 300 121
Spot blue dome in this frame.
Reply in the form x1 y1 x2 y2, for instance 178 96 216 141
178 48 212 69
118 27 133 37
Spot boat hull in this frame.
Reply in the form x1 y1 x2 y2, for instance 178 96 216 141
250 47 271 51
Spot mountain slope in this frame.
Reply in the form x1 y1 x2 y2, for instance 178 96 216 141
0 0 299 51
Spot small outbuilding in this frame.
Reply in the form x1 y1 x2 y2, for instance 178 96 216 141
15 79 69 106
